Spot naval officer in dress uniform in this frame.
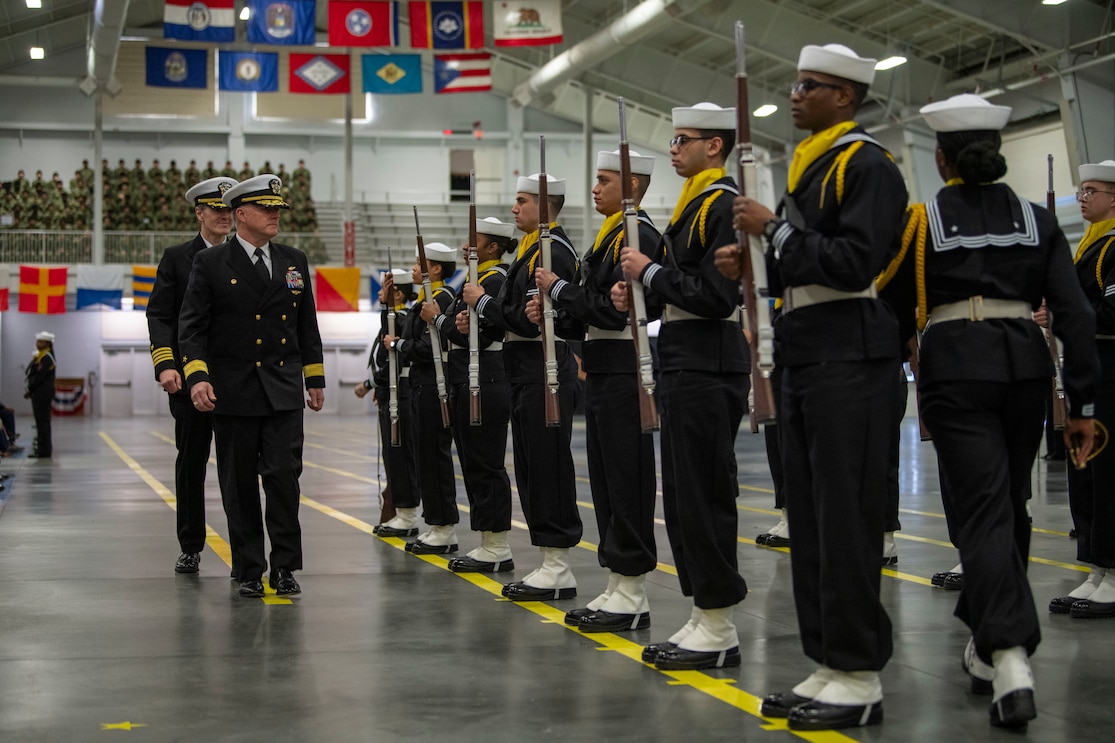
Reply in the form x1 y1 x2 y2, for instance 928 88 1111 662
147 175 238 576
178 174 326 599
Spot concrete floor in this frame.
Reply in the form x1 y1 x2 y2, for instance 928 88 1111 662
0 403 1111 742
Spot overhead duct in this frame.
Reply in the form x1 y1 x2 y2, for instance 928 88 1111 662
79 0 130 97
511 0 711 108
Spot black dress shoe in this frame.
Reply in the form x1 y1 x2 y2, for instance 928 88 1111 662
373 524 419 537
932 571 965 590
1049 595 1080 614
990 689 1036 728
405 539 459 555
757 534 790 548
1069 598 1115 618
641 641 677 663
1069 528 1078 539
787 700 882 731
565 607 595 626
654 645 740 670
27 451 51 458
238 579 265 598
760 692 812 718
448 555 514 573
174 552 200 574
578 610 650 633
269 567 301 596
502 582 577 601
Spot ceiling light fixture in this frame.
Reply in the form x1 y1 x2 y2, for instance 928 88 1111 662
30 46 44 60
240 7 250 20
875 55 907 71
753 104 778 118
26 0 43 9
1041 0 1068 5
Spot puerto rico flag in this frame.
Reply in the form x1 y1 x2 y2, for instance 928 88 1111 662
409 2 484 49
328 1 399 47
164 0 236 42
433 52 490 94
289 53 351 93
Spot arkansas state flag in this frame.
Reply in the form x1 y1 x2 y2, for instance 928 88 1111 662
163 0 236 42
19 266 67 315
328 1 398 47
434 52 490 93
315 267 361 311
247 0 316 46
409 2 484 49
289 53 351 93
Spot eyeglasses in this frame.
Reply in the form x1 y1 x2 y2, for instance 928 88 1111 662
790 78 844 96
1076 188 1115 202
668 135 715 149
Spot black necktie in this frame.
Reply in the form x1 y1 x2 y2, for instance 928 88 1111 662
253 247 270 283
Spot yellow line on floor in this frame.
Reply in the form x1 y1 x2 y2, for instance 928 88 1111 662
111 431 290 604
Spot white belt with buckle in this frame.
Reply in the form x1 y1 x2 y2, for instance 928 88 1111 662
662 304 740 323
505 332 565 343
927 296 1032 326
585 326 631 341
782 284 877 313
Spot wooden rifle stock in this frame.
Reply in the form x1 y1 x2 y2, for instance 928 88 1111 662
1046 154 1066 430
735 22 777 433
467 170 482 426
413 206 452 428
617 97 659 433
537 136 561 427
386 246 401 447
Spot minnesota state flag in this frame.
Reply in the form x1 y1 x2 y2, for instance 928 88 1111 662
132 265 158 311
362 54 422 94
19 265 67 314
315 267 361 311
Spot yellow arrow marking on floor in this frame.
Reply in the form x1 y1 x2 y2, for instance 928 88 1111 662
100 721 146 730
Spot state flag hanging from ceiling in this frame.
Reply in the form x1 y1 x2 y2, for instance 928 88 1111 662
163 0 236 42
328 1 399 47
76 265 124 310
132 265 158 311
493 0 562 47
19 265 67 315
146 47 208 88
289 53 351 93
219 51 280 92
362 53 422 94
247 0 317 46
0 287 9 312
409 2 484 49
434 52 490 93
315 267 361 311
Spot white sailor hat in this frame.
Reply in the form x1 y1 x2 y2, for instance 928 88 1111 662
919 94 1011 133
1079 160 1115 184
419 241 457 263
222 174 290 210
596 149 655 176
389 267 413 286
672 102 735 130
516 173 566 196
798 44 876 85
185 177 238 209
475 216 515 239
35 331 55 342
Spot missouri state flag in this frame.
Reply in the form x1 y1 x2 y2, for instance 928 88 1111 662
219 51 279 92
19 265 67 315
247 0 316 46
433 52 490 93
132 265 158 311
315 267 361 311
362 53 422 94
409 2 484 49
289 53 351 93
76 265 124 310
328 1 399 47
146 46 208 88
163 0 236 42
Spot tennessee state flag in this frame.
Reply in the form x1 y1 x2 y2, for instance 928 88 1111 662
409 2 484 49
19 265 67 314
315 267 361 311
328 1 399 47
289 53 352 94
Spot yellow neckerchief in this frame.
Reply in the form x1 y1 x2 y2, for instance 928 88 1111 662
33 348 50 363
1075 217 1115 263
415 279 446 304
516 223 557 261
787 121 857 193
670 168 725 226
466 259 501 282
591 211 625 261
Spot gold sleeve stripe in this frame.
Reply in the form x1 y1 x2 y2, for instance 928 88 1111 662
150 348 175 365
303 363 325 378
184 360 209 378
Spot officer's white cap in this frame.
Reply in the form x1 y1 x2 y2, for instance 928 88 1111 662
185 177 238 208
222 174 290 209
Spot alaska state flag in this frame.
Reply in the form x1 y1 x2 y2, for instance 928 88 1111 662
219 51 279 92
409 2 484 49
163 0 236 42
316 267 361 311
146 47 208 89
19 265 67 315
76 265 124 310
132 266 158 311
247 0 316 46
362 54 422 94
328 1 399 47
